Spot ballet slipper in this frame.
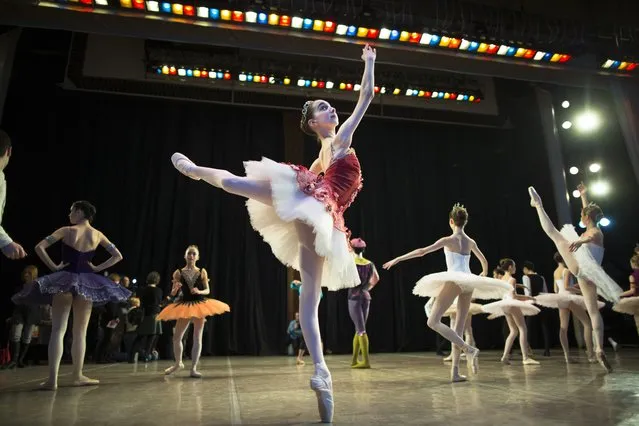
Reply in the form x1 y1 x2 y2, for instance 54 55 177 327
596 352 613 373
523 358 540 365
171 153 201 181
464 346 479 374
310 364 333 423
451 367 467 383
72 376 100 387
528 186 542 208
39 380 58 391
165 362 185 375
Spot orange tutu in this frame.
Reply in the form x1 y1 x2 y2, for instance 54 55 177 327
157 298 230 320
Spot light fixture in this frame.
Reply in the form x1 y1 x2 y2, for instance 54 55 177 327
572 190 581 198
569 166 579 175
562 121 572 129
589 163 601 173
578 221 586 229
602 59 638 72
599 217 610 227
132 278 138 284
591 180 610 196
575 111 601 132
561 100 570 108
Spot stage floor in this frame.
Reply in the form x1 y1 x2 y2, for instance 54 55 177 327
0 350 638 425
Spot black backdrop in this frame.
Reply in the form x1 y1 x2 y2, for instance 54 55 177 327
1 30 635 356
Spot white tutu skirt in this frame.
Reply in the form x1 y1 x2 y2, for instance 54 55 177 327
244 157 359 291
560 225 622 302
443 303 485 317
413 272 511 300
612 297 639 315
535 292 605 310
482 299 540 318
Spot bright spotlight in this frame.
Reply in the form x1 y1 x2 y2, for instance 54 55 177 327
569 166 579 175
562 121 573 129
599 217 610 227
575 111 601 132
578 221 586 229
562 100 570 108
132 278 138 284
589 163 601 173
591 180 610 196
572 190 581 198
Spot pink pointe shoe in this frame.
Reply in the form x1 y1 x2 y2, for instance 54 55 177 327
171 153 201 181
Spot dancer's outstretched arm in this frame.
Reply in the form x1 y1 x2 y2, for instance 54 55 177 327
333 45 376 154
382 238 446 270
470 241 489 276
88 233 123 273
577 183 589 208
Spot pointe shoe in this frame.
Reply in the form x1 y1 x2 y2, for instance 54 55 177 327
310 372 334 423
72 376 100 387
190 369 202 378
171 153 201 181
451 367 467 383
39 381 58 391
352 361 370 369
596 352 613 373
465 347 479 374
165 362 185 375
500 357 511 365
523 358 540 365
442 354 453 362
528 186 542 208
296 358 306 366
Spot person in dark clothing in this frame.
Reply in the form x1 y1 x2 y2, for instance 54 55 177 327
522 261 552 356
129 271 163 363
95 273 124 363
4 266 40 369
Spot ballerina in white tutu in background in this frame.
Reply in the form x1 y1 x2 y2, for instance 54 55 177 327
171 44 377 423
383 204 510 382
482 260 540 365
528 184 622 372
612 252 639 339
536 252 603 364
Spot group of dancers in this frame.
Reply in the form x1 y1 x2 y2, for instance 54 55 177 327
2 43 636 423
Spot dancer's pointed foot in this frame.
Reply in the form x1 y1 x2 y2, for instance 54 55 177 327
171 153 201 181
465 346 479 374
190 369 202 378
451 367 467 383
39 380 57 391
296 358 306 366
352 361 370 369
528 186 542 208
164 362 185 376
523 358 540 365
72 375 100 387
310 365 333 423
596 351 613 373
442 354 453 363
500 356 511 365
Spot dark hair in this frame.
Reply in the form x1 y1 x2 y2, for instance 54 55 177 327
493 266 505 277
146 271 161 285
449 203 468 227
582 203 604 224
300 100 318 136
0 129 11 157
553 252 564 265
72 200 97 223
499 258 515 270
522 261 535 272
353 247 365 255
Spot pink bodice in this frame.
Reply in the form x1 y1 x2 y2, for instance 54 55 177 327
291 151 363 232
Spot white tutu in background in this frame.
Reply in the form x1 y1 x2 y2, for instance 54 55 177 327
244 157 360 291
443 302 485 317
612 297 639 315
482 296 540 318
535 292 605 310
560 225 622 302
413 271 511 300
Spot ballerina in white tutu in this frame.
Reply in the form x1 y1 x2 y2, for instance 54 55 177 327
171 45 376 423
528 184 622 372
612 253 639 338
383 204 510 382
482 260 540 365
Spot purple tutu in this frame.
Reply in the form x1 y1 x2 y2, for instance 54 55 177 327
12 271 131 306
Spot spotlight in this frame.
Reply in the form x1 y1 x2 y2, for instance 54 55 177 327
569 166 579 175
132 278 137 284
589 163 601 173
575 111 601 132
599 217 610 227
561 100 570 108
578 221 586 229
591 180 610 196
572 190 581 198
562 121 572 129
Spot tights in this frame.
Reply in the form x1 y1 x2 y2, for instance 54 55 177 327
45 292 95 389
559 305 594 361
531 194 605 354
171 317 205 373
502 309 530 361
450 313 475 347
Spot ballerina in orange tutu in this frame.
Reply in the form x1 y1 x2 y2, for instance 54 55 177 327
158 245 230 377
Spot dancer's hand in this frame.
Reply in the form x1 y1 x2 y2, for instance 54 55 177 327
171 281 182 294
1 241 27 259
190 287 201 295
577 182 587 195
56 262 70 271
382 259 398 270
569 240 583 252
361 44 376 62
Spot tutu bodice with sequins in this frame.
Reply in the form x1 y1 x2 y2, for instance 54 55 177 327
12 242 131 305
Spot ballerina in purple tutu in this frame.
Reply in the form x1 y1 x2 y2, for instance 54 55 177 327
12 201 129 390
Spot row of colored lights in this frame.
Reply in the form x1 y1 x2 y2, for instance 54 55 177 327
151 65 482 102
601 59 638 72
52 0 571 64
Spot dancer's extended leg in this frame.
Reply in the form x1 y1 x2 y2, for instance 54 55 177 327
578 278 611 372
41 293 73 390
558 308 572 363
570 304 595 362
512 311 538 365
502 314 518 364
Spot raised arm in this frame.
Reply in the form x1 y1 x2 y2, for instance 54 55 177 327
195 269 211 296
577 182 589 208
383 238 447 270
333 44 376 154
469 240 489 276
88 232 123 273
35 227 68 271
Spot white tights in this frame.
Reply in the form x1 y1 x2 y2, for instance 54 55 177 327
172 317 205 373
